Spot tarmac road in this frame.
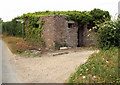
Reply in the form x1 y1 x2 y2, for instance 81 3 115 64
0 39 2 84
1 39 21 83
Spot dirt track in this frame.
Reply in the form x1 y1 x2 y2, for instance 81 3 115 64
9 48 98 83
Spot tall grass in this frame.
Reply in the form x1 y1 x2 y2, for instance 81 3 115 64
68 47 119 83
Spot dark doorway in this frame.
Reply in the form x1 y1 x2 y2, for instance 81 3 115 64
77 28 83 47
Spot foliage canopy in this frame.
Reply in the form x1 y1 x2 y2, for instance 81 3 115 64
92 16 120 49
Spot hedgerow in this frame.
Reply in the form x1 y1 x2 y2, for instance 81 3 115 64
2 17 24 36
91 16 120 49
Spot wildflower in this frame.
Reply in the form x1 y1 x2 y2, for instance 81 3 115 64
83 76 86 79
93 76 96 78
106 61 109 63
86 69 88 71
84 59 87 63
80 74 82 76
89 29 91 31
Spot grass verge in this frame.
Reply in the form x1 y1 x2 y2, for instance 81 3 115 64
2 34 44 57
2 34 27 54
68 47 119 83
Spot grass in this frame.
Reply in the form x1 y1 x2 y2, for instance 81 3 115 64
2 33 26 54
2 34 39 54
2 34 43 57
68 47 119 83
19 50 41 57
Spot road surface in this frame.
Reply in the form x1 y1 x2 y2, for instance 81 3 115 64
0 39 2 84
1 39 21 83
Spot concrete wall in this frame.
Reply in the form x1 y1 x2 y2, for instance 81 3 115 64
26 15 97 49
54 15 78 47
38 15 78 48
82 24 97 46
54 15 67 45
38 15 55 48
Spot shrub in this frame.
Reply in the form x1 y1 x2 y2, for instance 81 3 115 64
2 17 24 37
93 17 120 49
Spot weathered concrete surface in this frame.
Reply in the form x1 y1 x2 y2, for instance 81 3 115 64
0 39 2 84
1 40 21 83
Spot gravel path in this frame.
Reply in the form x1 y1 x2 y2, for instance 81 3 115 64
10 48 98 83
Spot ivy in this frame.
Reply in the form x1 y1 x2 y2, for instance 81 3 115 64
25 15 45 47
24 9 110 28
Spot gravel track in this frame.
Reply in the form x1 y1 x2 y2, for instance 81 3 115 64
10 48 97 83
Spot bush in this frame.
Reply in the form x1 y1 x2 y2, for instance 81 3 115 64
2 17 24 37
94 18 120 49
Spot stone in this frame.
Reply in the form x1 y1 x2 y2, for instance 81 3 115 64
60 47 68 50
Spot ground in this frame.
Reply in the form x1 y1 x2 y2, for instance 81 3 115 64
2 40 21 83
1 34 98 83
8 46 98 83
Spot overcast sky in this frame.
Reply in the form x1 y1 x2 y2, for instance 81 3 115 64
0 0 119 22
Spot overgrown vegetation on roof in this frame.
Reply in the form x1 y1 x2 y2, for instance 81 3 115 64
23 8 110 28
2 8 110 37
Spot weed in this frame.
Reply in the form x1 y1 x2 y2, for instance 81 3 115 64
16 49 24 54
68 47 119 83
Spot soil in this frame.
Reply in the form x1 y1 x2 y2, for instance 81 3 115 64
9 47 98 83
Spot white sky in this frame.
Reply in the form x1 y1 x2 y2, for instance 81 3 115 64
0 0 119 22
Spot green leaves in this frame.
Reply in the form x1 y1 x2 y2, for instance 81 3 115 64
2 17 24 36
24 9 110 28
2 9 111 48
25 17 45 47
68 47 118 83
95 18 120 49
